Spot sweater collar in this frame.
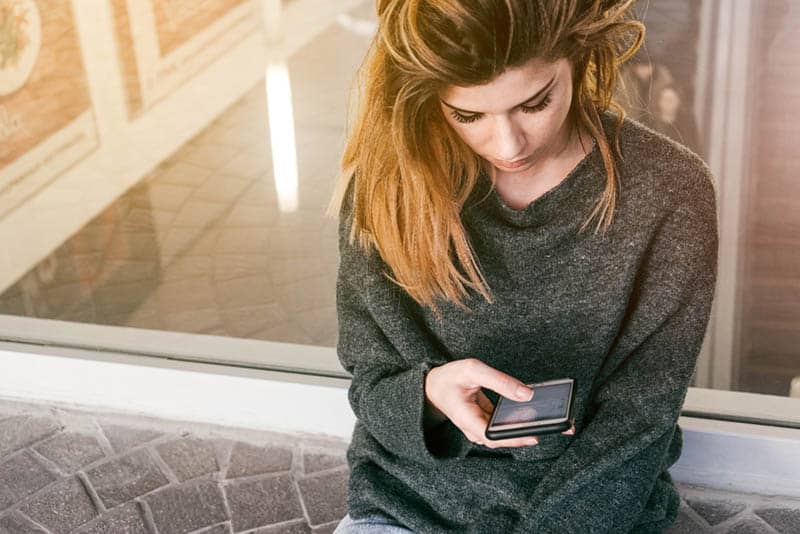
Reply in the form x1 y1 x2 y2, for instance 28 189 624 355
463 111 615 229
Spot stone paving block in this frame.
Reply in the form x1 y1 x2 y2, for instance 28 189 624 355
143 479 228 534
663 504 711 533
5 399 800 534
311 521 339 534
85 449 170 508
225 473 304 532
296 469 348 526
0 451 59 511
686 497 747 526
207 437 234 461
302 451 346 475
34 431 106 474
251 519 312 533
226 442 292 479
311 522 339 534
753 506 800 533
0 511 49 533
19 476 98 534
191 524 232 534
74 501 149 534
155 436 219 482
0 415 62 458
726 515 776 533
99 422 163 454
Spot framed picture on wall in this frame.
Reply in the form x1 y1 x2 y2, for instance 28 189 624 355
110 0 261 119
0 0 99 221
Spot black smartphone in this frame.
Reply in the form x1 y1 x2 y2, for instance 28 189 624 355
485 378 576 440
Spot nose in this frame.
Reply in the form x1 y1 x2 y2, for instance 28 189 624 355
492 116 526 161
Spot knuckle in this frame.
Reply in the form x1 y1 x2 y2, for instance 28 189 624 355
464 358 480 373
503 375 517 392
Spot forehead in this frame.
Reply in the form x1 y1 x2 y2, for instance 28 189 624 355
439 57 566 114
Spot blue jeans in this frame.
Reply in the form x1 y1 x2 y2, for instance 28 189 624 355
333 513 415 533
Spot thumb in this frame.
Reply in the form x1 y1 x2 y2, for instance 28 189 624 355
467 359 533 402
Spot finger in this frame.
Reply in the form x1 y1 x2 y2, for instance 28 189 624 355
562 423 575 435
458 403 539 449
464 359 533 402
475 391 495 415
482 435 539 448
457 401 492 443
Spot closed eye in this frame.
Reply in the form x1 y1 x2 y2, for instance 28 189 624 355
520 93 553 114
450 92 553 124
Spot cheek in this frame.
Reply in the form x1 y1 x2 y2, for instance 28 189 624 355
448 123 489 151
538 96 573 139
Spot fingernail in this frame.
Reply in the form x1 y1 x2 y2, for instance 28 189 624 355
516 386 532 401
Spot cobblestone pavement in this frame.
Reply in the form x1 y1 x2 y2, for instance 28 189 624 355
1 398 799 533
0 399 348 534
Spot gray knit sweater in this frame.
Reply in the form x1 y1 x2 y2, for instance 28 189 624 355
335 110 718 534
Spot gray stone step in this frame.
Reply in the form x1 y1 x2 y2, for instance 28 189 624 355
1 398 798 534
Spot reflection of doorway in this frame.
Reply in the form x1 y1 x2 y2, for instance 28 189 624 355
703 0 800 397
629 1 799 395
736 0 799 396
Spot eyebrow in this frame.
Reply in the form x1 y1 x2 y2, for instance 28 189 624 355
440 74 557 115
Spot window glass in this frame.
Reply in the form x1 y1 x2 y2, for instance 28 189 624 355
0 1 797 403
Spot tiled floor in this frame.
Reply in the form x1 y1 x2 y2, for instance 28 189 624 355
2 398 799 534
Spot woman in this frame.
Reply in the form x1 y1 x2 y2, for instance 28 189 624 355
329 1 718 533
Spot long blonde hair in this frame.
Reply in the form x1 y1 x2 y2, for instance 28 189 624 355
328 0 645 316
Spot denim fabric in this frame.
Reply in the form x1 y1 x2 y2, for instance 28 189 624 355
333 513 416 533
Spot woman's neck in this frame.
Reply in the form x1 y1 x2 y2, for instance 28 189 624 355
487 123 594 210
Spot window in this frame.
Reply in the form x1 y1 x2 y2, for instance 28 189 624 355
0 1 797 426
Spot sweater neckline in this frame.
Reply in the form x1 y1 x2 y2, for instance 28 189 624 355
465 117 608 229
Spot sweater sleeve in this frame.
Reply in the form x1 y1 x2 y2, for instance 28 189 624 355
335 193 473 465
511 173 719 534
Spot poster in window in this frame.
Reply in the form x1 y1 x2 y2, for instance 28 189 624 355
0 0 99 220
109 0 259 119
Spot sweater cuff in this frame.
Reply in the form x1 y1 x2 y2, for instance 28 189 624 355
420 363 474 461
362 361 472 464
418 362 474 462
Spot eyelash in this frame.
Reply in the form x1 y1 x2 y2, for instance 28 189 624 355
450 92 553 124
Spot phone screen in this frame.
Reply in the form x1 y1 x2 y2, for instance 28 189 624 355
492 381 571 426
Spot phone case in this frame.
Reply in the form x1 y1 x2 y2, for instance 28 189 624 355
484 378 576 440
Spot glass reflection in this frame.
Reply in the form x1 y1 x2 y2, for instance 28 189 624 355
0 0 797 401
266 61 299 213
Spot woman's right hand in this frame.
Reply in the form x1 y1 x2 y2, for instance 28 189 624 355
424 358 545 449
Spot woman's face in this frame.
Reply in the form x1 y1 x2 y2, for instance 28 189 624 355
438 56 576 176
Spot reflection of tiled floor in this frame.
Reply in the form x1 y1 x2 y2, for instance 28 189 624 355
0 83 338 347
0 3 377 348
2 398 800 534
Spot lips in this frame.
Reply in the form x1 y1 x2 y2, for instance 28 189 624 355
495 156 530 170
